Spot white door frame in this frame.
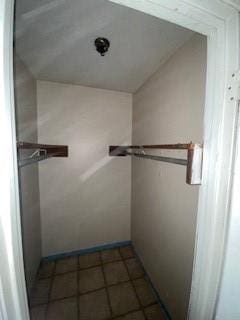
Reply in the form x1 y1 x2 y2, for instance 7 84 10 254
0 0 239 319
0 0 30 319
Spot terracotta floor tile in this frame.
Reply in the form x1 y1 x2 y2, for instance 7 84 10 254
30 278 51 307
46 297 77 320
144 304 166 320
103 261 129 285
133 278 157 307
29 248 166 320
55 256 78 274
79 266 105 293
101 249 121 263
119 246 135 260
115 310 145 320
79 289 111 320
108 282 140 317
79 252 101 269
50 272 77 300
125 258 144 279
38 261 55 279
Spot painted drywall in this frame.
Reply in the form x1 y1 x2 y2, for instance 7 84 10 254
14 55 41 293
37 81 132 256
15 0 193 93
132 34 206 319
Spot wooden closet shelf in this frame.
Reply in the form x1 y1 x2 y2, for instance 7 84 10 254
17 141 68 157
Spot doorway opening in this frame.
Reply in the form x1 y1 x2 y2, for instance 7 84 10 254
3 0 238 317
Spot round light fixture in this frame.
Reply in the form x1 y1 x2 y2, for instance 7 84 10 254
95 37 110 56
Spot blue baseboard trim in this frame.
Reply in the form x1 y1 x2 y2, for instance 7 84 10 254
42 240 131 261
133 250 172 320
145 274 172 320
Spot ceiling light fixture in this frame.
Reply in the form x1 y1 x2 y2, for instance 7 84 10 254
95 37 110 56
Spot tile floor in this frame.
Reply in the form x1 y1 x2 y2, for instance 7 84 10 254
30 246 166 320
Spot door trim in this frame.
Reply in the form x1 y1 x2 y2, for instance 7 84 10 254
0 0 30 319
1 0 239 319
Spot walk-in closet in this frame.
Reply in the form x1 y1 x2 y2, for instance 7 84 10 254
14 0 207 319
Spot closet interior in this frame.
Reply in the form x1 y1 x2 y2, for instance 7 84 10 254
14 0 207 319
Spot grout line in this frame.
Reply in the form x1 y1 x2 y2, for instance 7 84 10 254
31 277 149 307
111 307 143 319
33 246 169 319
120 251 148 320
47 272 78 304
45 257 126 276
30 292 158 310
39 257 133 280
79 257 123 269
100 251 113 319
44 261 56 319
33 295 78 306
79 286 107 297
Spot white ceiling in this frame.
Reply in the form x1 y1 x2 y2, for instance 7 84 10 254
15 0 194 93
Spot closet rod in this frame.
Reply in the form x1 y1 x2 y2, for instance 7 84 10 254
125 152 188 166
109 143 201 156
109 143 203 185
19 152 61 168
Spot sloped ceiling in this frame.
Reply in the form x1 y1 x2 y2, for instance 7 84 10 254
15 0 194 93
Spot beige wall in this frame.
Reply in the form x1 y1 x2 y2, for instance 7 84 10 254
37 81 132 256
132 34 206 319
14 55 41 293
